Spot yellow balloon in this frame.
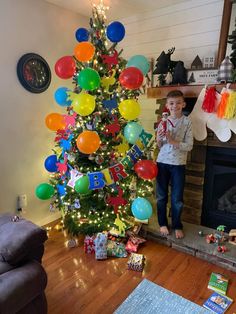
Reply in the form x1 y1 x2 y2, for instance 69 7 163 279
118 99 141 120
72 93 96 116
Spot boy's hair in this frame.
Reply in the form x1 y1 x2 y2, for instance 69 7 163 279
166 90 184 99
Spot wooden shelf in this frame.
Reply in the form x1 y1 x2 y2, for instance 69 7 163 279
147 83 236 99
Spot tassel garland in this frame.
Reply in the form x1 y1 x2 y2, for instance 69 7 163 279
217 91 229 118
224 91 236 119
202 87 216 113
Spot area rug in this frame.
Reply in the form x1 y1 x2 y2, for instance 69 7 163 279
114 279 210 314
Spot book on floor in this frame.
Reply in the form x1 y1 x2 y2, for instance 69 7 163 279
208 272 229 295
203 291 233 314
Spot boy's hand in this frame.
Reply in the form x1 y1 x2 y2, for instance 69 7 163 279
166 131 179 147
156 129 165 147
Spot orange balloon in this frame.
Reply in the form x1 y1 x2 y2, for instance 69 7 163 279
45 113 65 131
74 42 95 62
76 131 100 154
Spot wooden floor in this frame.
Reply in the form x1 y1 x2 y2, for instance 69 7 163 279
43 227 236 314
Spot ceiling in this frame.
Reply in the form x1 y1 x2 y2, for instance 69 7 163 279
45 0 186 20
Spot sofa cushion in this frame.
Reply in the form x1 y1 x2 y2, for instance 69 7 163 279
0 261 15 275
0 217 47 264
0 213 14 228
0 261 47 314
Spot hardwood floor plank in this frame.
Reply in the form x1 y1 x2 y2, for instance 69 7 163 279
43 228 236 313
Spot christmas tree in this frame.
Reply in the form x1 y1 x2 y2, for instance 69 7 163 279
35 3 157 236
228 18 236 68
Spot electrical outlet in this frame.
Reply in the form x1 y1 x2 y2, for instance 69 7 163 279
18 194 27 208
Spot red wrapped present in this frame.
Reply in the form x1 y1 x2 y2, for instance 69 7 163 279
125 239 138 253
84 235 95 254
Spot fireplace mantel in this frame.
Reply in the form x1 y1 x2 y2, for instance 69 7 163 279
147 83 236 99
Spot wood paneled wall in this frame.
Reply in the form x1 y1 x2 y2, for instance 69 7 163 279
122 0 224 145
120 0 223 68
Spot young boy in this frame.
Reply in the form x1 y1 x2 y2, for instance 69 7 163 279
156 90 193 239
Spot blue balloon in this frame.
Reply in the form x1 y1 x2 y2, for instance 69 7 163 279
124 122 143 144
131 197 153 220
44 155 58 172
127 55 150 76
106 21 125 43
75 27 89 42
54 87 72 107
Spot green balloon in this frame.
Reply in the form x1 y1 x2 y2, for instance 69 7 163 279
35 183 54 200
75 176 90 194
77 68 100 91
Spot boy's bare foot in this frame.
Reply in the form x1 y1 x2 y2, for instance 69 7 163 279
175 229 184 239
160 226 169 236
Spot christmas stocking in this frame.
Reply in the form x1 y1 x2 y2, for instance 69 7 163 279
189 87 211 141
206 87 231 142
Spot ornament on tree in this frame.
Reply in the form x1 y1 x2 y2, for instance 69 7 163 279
63 112 77 128
104 114 120 137
106 186 127 214
101 50 118 69
101 69 116 91
102 97 118 113
95 155 104 164
74 198 81 209
115 135 129 156
56 154 68 175
49 202 56 212
54 129 69 142
67 154 75 162
114 214 126 236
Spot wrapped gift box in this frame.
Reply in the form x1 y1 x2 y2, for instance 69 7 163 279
94 232 108 260
127 253 145 271
125 239 138 253
84 235 95 254
107 240 127 258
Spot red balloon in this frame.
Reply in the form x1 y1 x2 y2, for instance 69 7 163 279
134 160 158 180
55 56 76 79
119 67 144 90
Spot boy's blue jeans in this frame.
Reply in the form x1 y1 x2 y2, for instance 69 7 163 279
156 162 185 230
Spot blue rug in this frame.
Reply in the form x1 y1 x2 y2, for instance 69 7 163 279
114 279 210 314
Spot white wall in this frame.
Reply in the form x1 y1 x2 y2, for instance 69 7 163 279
118 0 224 135
0 0 88 225
0 0 225 225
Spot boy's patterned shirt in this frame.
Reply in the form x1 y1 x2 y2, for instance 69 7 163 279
157 115 193 165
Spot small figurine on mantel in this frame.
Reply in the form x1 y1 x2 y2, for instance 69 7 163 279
191 55 203 69
203 56 215 68
217 56 233 83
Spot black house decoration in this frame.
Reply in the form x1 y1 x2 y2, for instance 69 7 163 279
191 55 203 69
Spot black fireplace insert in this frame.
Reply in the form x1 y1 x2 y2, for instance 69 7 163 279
202 146 236 232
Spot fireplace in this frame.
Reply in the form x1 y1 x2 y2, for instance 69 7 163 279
201 146 236 232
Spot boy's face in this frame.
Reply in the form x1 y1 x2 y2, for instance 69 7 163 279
166 96 186 118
